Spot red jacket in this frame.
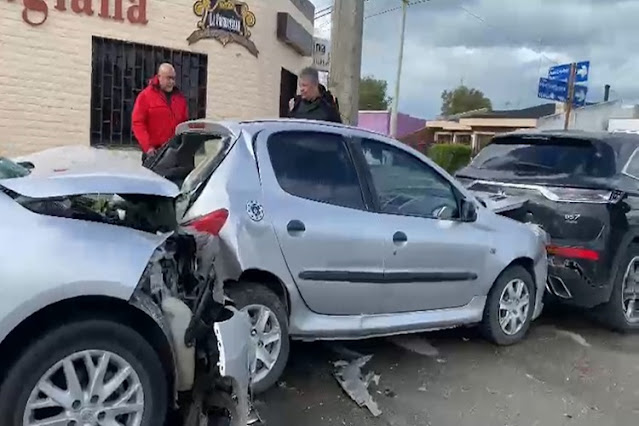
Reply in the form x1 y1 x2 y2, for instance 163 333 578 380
132 76 189 152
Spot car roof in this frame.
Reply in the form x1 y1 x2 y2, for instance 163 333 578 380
176 118 393 141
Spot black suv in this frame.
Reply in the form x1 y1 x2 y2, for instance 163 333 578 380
455 130 639 331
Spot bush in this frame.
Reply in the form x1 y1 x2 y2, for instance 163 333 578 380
427 143 472 174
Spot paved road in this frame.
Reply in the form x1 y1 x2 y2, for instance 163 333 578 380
256 309 639 426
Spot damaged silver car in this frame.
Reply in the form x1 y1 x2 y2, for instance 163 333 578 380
0 151 257 426
147 119 549 394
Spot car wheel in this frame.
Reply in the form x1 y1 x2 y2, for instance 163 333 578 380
0 319 168 426
227 282 290 394
598 244 639 332
481 265 536 345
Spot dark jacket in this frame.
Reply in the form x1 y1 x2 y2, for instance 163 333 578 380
289 86 342 123
132 76 189 153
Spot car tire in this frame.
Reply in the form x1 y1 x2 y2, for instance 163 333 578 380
597 244 639 333
227 282 290 394
0 319 168 426
481 265 536 346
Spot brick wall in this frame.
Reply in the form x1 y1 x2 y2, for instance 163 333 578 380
0 0 312 157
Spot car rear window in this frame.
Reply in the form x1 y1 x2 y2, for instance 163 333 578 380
470 136 616 177
0 157 30 179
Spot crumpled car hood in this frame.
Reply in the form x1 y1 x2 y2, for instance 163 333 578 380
3 146 179 198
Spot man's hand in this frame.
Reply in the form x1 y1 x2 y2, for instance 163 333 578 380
289 98 295 111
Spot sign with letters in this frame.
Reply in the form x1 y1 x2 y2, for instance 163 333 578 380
188 0 258 57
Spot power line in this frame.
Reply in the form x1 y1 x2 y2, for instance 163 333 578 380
457 5 559 65
365 0 429 20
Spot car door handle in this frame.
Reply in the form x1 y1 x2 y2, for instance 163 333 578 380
287 220 306 234
393 231 408 244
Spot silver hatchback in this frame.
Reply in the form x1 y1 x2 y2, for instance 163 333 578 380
160 119 548 393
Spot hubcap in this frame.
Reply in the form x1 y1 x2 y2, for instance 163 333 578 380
498 278 530 336
23 350 145 426
621 257 639 322
243 305 282 385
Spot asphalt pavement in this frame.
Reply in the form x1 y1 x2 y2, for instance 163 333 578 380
256 308 639 426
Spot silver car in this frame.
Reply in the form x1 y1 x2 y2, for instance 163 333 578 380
0 150 255 426
148 119 549 394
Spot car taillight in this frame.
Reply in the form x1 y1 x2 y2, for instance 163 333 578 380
186 208 229 235
546 245 599 261
543 187 614 204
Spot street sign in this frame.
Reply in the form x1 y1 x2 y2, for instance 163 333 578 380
312 37 330 72
573 84 588 107
548 60 590 83
537 77 588 106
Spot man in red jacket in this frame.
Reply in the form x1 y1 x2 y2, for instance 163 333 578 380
132 63 189 159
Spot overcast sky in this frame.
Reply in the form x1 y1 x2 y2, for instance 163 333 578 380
311 0 639 119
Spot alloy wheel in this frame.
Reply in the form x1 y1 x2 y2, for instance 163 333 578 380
243 304 283 385
498 278 530 336
23 350 144 426
621 256 639 322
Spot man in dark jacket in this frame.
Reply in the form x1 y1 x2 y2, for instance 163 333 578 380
288 67 342 123
132 63 189 161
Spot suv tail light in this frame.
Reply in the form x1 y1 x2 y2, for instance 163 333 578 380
543 187 615 204
185 208 229 235
547 245 599 261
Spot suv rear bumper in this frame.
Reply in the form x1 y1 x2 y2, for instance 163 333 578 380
546 255 613 308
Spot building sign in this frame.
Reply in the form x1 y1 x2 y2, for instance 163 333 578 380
188 0 258 57
313 37 330 72
8 0 148 27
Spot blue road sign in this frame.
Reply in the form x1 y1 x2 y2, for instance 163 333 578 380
548 60 590 83
572 84 588 107
537 77 588 106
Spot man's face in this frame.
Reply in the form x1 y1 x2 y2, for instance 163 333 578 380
299 77 319 100
158 68 176 92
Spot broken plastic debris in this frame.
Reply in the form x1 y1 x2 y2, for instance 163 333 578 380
389 335 439 357
333 355 382 417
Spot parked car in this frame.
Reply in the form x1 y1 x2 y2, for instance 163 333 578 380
148 119 549 393
0 150 256 426
456 129 639 332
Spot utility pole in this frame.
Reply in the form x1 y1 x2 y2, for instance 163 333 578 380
389 0 409 138
563 62 576 130
329 0 365 125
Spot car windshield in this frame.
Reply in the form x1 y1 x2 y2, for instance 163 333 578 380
470 136 617 178
0 157 30 179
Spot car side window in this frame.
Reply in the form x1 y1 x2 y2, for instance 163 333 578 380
624 148 639 179
360 139 459 219
267 131 366 210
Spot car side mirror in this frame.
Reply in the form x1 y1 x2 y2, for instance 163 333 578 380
17 161 35 170
460 199 478 222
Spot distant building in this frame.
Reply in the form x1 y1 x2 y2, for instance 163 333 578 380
400 103 558 153
358 110 427 139
537 101 639 132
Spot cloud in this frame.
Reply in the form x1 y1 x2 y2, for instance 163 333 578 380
310 0 639 118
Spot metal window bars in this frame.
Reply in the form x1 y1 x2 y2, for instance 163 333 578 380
90 36 208 148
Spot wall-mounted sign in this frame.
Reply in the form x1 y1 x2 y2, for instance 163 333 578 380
188 0 258 57
9 0 148 27
313 37 330 72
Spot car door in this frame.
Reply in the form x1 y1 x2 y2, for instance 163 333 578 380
254 127 388 316
355 137 493 313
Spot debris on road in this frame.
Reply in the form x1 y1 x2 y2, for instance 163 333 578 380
389 335 440 357
333 355 382 417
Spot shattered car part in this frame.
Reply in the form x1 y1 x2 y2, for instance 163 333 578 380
333 355 382 417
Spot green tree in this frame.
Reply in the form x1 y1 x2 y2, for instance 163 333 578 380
440 85 492 116
359 76 392 110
